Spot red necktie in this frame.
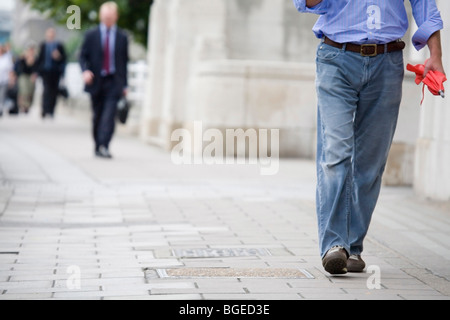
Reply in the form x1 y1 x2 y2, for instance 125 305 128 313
103 28 110 75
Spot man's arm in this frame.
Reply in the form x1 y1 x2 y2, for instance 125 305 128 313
79 32 95 85
123 33 129 96
35 43 45 76
409 0 443 51
58 43 67 65
424 31 445 76
293 0 327 14
306 0 322 7
55 43 67 76
79 34 91 73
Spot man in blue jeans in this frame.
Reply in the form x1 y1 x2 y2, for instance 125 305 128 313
293 0 445 274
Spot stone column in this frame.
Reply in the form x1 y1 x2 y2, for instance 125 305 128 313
140 0 227 150
140 0 171 146
414 0 450 201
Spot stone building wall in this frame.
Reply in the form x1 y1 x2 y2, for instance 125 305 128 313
141 0 320 158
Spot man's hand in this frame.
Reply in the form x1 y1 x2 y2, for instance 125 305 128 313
424 31 446 77
425 56 445 78
306 0 323 8
83 70 95 85
52 49 62 61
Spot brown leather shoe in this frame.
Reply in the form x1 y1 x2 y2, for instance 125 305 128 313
322 246 349 275
347 255 366 273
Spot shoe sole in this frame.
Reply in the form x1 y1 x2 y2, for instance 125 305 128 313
95 152 113 159
95 155 113 159
323 257 348 275
347 268 365 273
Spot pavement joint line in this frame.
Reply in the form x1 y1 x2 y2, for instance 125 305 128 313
0 188 14 219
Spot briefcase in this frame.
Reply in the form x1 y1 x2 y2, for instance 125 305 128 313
116 97 130 124
58 86 69 99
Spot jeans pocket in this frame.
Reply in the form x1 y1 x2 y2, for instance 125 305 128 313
317 43 342 62
387 51 404 66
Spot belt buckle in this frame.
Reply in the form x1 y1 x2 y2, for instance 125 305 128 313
361 44 377 57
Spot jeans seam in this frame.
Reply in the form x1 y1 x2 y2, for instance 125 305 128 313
350 121 358 253
317 114 325 242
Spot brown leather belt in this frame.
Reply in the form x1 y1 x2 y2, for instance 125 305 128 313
324 37 406 57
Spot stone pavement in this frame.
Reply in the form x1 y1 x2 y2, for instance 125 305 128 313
0 109 449 300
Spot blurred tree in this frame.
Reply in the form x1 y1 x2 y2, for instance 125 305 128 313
22 0 153 47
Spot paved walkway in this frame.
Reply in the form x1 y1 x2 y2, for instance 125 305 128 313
0 108 449 300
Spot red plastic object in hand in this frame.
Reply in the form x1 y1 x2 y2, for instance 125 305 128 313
407 60 447 103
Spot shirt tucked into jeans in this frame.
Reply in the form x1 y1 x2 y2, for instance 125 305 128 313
293 0 443 50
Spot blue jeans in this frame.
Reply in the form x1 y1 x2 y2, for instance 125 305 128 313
315 42 404 258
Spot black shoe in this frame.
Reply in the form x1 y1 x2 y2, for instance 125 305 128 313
96 146 113 159
322 246 349 275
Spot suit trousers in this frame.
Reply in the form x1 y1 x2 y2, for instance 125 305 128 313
41 71 61 117
91 75 120 150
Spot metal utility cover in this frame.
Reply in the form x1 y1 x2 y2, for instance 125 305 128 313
156 268 314 279
172 248 271 258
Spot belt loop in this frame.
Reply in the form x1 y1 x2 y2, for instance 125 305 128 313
342 43 347 52
384 44 388 54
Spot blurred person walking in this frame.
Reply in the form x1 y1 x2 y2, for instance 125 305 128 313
15 44 38 114
36 28 67 119
79 2 129 159
0 44 13 117
6 69 19 116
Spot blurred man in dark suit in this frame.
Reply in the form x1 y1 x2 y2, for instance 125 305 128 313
36 28 66 119
79 1 129 159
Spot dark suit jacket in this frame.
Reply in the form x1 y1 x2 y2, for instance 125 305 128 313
79 26 129 96
36 42 66 76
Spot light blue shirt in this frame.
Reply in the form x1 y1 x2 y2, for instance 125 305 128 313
293 0 443 51
44 41 57 71
100 23 117 75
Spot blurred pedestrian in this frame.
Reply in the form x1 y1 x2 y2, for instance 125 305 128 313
79 1 129 159
0 44 13 117
36 28 67 119
6 70 19 115
15 44 38 114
